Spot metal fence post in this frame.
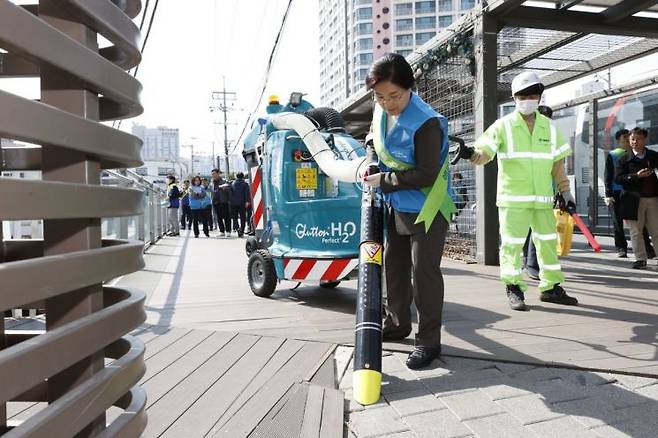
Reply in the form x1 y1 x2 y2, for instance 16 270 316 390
588 99 599 227
474 11 500 266
149 191 156 244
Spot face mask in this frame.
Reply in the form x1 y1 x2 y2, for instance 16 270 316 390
515 99 539 116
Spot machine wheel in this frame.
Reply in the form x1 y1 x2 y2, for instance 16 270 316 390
320 280 341 289
248 250 277 297
245 236 259 256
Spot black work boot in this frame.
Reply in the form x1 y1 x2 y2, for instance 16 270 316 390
540 284 578 305
506 285 528 311
406 346 442 369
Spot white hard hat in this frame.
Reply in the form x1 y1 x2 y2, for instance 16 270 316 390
511 72 544 96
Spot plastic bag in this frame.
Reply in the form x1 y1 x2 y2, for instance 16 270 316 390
554 209 574 256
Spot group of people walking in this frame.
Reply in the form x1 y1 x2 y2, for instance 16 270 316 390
166 169 253 239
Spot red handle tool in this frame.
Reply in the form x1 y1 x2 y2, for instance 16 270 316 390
570 212 601 252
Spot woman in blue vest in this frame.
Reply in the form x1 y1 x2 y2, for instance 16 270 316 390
188 175 210 238
363 53 455 370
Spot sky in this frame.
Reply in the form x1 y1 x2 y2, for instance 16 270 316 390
129 0 321 156
1 0 321 159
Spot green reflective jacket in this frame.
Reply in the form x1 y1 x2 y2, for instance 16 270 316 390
474 110 572 209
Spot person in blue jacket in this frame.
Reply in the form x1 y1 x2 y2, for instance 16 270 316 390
201 178 214 234
188 175 210 238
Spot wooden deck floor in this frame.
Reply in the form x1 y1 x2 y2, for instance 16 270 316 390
5 321 345 437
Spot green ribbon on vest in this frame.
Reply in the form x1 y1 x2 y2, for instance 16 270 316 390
372 104 456 233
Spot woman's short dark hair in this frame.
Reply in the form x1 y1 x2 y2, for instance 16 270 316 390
365 53 415 90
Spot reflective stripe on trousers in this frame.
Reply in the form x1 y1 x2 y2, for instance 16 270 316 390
499 207 565 292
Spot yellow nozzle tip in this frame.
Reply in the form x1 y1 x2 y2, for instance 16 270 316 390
352 370 382 405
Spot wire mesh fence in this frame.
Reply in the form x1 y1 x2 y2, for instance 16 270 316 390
415 44 477 262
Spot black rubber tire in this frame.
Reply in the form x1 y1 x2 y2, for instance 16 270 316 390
245 236 258 256
320 280 341 289
248 250 277 297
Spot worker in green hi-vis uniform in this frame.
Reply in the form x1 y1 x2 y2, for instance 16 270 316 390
458 72 579 311
362 53 455 370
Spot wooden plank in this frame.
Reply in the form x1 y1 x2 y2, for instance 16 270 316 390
310 355 336 389
300 385 324 438
143 327 193 360
161 336 286 437
140 329 214 383
212 341 333 437
209 338 306 432
319 388 344 438
141 331 236 407
144 333 260 438
249 383 310 438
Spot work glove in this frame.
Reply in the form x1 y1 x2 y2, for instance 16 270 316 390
604 197 614 207
457 142 475 161
363 173 382 188
558 191 577 214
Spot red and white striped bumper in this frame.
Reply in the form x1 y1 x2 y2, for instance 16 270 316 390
250 167 264 231
283 258 359 282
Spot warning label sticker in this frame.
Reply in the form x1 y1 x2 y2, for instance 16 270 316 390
360 242 382 265
296 167 318 190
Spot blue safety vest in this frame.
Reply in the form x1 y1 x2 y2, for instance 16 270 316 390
378 93 454 216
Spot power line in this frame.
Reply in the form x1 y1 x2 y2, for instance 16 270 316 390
115 0 160 130
231 0 294 154
139 0 150 31
133 0 160 78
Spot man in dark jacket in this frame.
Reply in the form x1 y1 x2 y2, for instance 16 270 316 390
614 127 658 269
166 175 181 236
211 169 232 237
604 129 655 259
230 172 250 237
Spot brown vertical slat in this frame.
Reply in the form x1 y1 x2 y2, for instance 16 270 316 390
319 388 344 438
38 2 105 435
300 385 325 438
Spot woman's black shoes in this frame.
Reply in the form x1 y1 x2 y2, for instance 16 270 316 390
406 346 442 369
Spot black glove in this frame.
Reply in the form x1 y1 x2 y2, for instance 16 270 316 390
555 193 576 214
459 144 475 160
449 136 474 165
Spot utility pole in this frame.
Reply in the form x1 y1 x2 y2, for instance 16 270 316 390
210 77 238 176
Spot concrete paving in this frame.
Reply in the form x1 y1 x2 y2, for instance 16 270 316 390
340 348 658 438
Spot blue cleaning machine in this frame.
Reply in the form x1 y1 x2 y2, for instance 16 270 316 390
242 93 365 297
